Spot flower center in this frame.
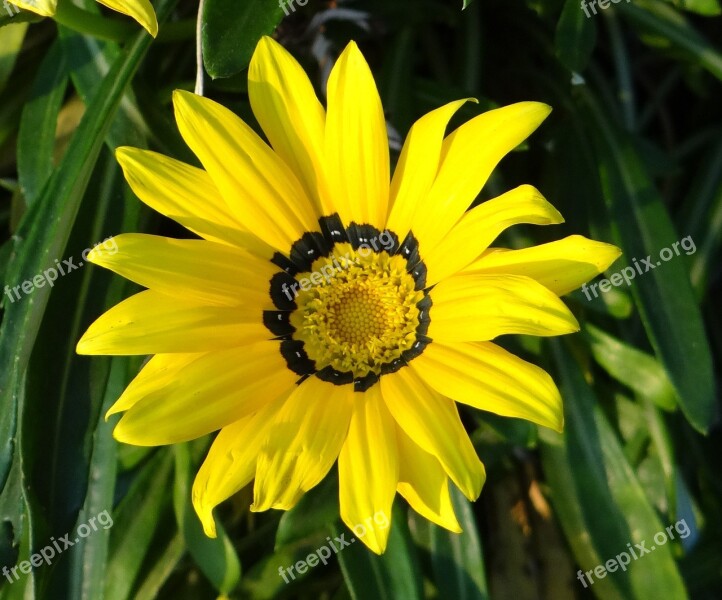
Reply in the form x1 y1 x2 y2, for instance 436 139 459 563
289 243 424 380
265 216 432 391
327 286 393 346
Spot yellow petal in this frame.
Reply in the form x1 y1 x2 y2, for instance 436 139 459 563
248 36 330 216
412 102 552 251
338 387 398 554
76 289 267 355
106 353 201 418
380 368 485 501
326 41 389 229
112 342 297 445
95 0 158 36
85 233 275 308
9 0 56 16
252 378 353 512
193 399 284 537
463 235 623 296
173 90 318 252
429 274 579 342
396 425 461 533
423 185 564 285
411 341 563 432
387 99 473 237
115 147 271 257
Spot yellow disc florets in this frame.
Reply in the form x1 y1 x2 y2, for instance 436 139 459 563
289 243 424 379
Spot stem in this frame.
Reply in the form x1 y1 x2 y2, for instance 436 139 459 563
195 0 205 95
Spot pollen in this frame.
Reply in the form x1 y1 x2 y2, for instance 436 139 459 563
290 243 424 379
328 286 393 346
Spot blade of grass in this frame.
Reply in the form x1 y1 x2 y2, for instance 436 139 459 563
580 88 717 433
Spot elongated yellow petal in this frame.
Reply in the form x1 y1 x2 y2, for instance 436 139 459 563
326 41 389 229
396 425 461 533
107 353 201 417
463 235 622 296
9 0 56 16
249 36 330 216
173 90 318 252
380 368 485 501
411 342 563 432
252 378 353 512
429 274 579 342
115 147 271 256
95 0 158 36
86 233 275 308
193 398 285 537
112 342 297 445
339 388 398 554
387 99 472 237
77 290 267 355
423 185 564 285
412 102 552 251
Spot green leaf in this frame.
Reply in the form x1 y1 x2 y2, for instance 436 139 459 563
104 449 174 600
0 22 28 93
585 323 678 411
58 28 148 150
173 443 241 595
17 40 68 205
202 0 285 79
581 90 717 433
428 486 488 599
276 469 339 548
666 0 721 15
555 0 597 72
239 529 329 599
0 239 13 285
540 340 689 599
23 150 129 596
619 0 722 82
0 11 38 31
67 357 124 600
0 0 178 584
335 503 423 600
0 489 33 599
680 133 722 296
133 532 186 600
0 0 176 498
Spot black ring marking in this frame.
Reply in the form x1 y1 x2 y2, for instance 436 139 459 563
280 339 315 377
263 310 294 338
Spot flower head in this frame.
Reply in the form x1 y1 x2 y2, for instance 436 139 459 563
10 0 158 36
77 36 621 553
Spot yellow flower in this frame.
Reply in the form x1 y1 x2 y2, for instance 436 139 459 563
77 36 620 554
10 0 158 36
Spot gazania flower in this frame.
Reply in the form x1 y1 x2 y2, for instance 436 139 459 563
10 0 158 36
77 36 621 554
